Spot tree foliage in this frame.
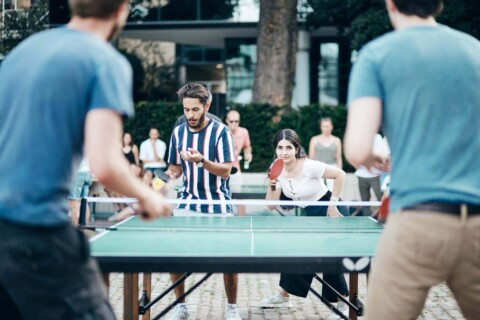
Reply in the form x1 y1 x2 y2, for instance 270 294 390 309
305 0 480 50
130 0 239 22
0 0 49 55
118 39 177 102
437 0 480 39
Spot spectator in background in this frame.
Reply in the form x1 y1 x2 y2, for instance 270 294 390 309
354 133 385 216
308 117 342 191
139 127 167 173
123 132 140 167
226 109 252 216
68 157 92 225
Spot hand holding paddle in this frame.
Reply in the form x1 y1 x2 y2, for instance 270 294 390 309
378 190 390 224
268 158 284 191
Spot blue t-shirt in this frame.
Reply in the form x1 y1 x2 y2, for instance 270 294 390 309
348 24 480 212
168 120 234 213
0 28 134 226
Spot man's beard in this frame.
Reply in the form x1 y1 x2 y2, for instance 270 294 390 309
188 111 206 130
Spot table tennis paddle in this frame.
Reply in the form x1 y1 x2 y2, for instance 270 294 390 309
268 158 284 191
152 177 165 192
154 169 170 182
378 191 390 224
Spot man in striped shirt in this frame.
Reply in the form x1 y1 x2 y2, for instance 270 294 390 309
165 83 240 320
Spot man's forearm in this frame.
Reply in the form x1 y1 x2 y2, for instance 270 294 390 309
203 160 231 179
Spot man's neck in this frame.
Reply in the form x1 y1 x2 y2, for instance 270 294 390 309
394 15 437 30
67 17 113 41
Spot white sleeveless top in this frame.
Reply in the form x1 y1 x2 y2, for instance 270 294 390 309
278 159 328 207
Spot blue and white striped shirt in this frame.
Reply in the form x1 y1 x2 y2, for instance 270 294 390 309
168 119 234 213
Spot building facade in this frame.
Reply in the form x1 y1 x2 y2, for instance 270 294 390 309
48 0 351 108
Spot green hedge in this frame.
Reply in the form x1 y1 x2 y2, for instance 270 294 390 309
124 102 354 172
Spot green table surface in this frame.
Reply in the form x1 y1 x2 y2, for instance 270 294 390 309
91 216 382 273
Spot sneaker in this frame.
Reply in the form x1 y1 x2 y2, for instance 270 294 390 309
225 304 241 320
259 292 291 308
327 301 349 320
168 304 191 320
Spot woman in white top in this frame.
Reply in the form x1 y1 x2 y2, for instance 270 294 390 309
261 129 350 318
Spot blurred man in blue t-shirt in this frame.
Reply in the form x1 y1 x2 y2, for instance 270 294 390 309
0 1 171 319
344 0 480 319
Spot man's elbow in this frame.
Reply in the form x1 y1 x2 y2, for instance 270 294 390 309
220 169 230 179
345 148 371 168
90 165 113 185
85 159 120 189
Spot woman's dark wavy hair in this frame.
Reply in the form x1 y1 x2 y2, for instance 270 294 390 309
393 0 443 18
272 129 307 159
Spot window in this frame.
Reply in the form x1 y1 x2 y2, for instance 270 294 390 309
318 43 339 106
225 39 257 103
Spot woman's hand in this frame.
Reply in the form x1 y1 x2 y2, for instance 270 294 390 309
327 206 343 217
269 178 278 190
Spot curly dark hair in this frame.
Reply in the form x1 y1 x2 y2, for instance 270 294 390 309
177 83 210 106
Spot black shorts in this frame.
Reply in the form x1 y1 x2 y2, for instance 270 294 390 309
0 219 115 320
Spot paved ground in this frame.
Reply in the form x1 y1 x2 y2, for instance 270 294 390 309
107 272 465 320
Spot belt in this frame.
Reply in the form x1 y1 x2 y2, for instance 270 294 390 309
405 202 480 216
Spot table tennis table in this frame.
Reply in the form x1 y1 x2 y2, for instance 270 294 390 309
90 215 382 320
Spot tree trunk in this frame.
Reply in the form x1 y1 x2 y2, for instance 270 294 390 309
252 0 298 106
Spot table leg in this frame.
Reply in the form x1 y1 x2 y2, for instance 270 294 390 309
124 273 139 320
102 273 110 297
349 273 358 320
142 273 152 320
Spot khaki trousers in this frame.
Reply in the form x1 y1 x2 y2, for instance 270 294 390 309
366 210 480 320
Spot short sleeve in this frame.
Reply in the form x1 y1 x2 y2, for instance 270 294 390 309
303 159 326 179
347 46 384 105
167 130 180 165
216 127 234 163
243 128 251 148
139 141 147 161
89 55 134 118
158 140 167 158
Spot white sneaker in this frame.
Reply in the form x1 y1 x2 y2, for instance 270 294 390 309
327 300 349 320
168 304 191 320
259 292 291 308
225 304 241 320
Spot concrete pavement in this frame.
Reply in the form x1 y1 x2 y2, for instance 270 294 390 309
107 272 464 320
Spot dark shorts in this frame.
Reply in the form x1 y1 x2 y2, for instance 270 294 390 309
0 219 115 320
